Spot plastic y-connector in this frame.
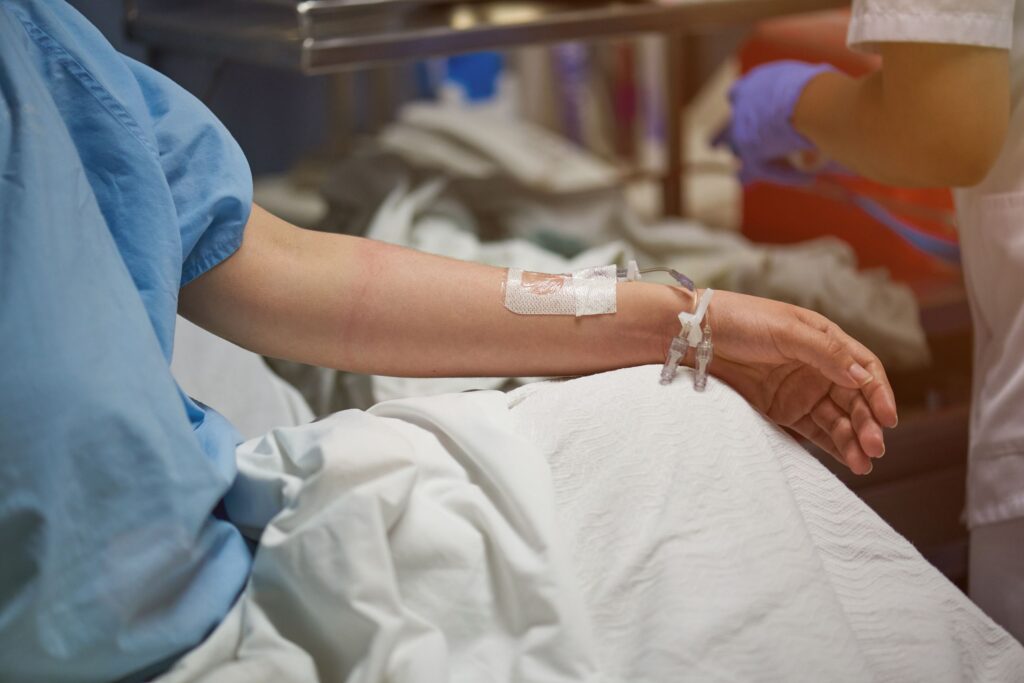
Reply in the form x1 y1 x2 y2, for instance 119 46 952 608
660 322 692 386
693 316 713 392
661 288 714 387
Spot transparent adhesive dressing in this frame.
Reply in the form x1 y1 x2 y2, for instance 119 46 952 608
503 266 618 317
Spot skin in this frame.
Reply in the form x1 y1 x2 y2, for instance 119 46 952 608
181 205 898 476
793 43 1011 188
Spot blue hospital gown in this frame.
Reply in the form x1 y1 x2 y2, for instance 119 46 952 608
0 1 254 681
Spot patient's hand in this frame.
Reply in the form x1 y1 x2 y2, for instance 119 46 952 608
706 291 898 475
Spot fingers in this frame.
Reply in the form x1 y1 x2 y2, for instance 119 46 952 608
839 334 898 430
785 311 899 428
810 396 874 475
860 368 898 430
792 416 840 462
830 386 886 459
780 317 868 390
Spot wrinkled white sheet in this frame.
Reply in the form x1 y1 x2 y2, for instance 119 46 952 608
155 367 1024 683
172 317 314 440
157 390 601 683
510 367 1024 681
381 103 622 194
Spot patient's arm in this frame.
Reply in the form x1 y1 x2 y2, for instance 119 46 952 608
794 43 1010 188
180 205 897 473
181 207 684 380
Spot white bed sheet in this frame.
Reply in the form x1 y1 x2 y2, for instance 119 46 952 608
154 367 1024 682
510 367 1024 681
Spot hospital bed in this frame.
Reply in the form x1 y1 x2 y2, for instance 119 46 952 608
166 318 1024 681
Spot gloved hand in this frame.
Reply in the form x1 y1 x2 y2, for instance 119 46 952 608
714 60 838 186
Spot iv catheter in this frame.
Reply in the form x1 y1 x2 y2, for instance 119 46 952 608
617 266 696 291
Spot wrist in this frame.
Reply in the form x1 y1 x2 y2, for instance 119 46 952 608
791 68 847 152
652 286 715 387
629 282 695 365
654 285 707 370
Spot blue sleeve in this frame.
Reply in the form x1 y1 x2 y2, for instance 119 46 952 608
125 57 253 286
0 7 251 683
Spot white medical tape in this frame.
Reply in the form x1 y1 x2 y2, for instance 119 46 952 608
677 288 714 346
626 260 641 282
571 265 618 316
504 266 618 317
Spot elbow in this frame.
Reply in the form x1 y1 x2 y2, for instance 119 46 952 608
873 42 1011 188
926 137 1004 188
870 118 1006 188
902 112 1008 188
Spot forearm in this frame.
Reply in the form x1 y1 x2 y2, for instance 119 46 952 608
180 205 686 378
792 69 910 184
792 43 1009 187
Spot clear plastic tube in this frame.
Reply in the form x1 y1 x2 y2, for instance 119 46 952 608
617 265 695 291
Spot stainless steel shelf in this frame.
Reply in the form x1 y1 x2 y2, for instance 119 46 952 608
126 0 845 216
128 0 846 74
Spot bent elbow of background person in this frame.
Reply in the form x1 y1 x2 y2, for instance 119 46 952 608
910 134 1004 188
882 43 1011 188
912 113 1008 188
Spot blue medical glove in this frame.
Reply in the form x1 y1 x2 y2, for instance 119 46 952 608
714 60 839 186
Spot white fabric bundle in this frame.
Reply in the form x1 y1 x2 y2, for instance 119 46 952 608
155 368 1024 682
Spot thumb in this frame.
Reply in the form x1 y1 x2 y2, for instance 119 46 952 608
781 322 875 391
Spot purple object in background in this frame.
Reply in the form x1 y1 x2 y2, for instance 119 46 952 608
553 42 590 144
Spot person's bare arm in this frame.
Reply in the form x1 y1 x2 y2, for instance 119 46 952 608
179 206 898 474
793 43 1010 187
179 205 685 379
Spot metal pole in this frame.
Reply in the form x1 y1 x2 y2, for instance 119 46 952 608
662 29 686 217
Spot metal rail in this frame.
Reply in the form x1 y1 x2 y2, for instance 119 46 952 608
129 0 845 74
126 0 846 215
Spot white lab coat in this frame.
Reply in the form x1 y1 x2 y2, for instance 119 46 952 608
849 0 1024 638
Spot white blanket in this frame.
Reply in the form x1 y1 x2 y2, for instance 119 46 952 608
155 368 1024 682
171 317 314 439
